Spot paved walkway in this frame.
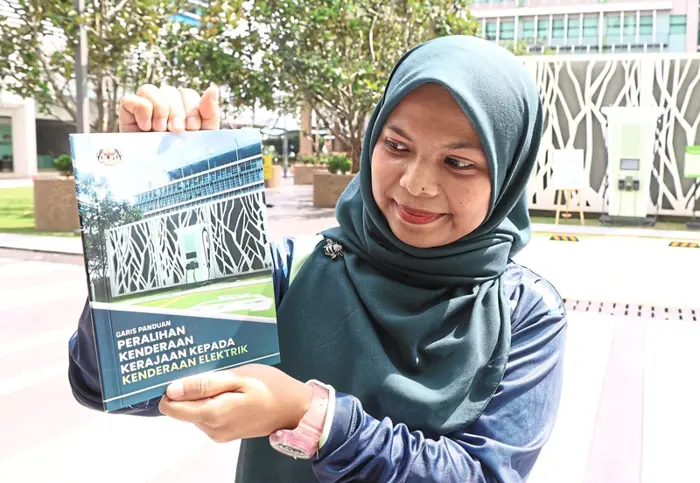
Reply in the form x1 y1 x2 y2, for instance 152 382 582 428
0 177 33 189
2 176 699 482
528 312 700 483
0 247 698 482
0 234 83 255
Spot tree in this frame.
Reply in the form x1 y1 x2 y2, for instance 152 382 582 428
158 0 276 121
74 171 143 298
502 40 533 56
0 0 188 133
249 1 480 173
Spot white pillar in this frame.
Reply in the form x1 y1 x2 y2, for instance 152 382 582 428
10 99 37 177
620 11 624 44
579 13 584 45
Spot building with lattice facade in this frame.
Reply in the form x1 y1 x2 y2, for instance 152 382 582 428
471 0 700 54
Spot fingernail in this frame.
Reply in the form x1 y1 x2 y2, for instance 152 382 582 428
154 118 167 131
171 118 185 131
168 381 184 399
138 118 152 131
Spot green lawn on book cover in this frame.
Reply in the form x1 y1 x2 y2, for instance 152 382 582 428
115 275 276 319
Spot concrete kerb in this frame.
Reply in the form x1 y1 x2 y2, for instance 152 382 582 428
2 221 699 256
531 223 700 241
0 233 83 256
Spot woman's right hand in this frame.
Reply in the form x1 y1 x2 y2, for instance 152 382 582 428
119 84 220 133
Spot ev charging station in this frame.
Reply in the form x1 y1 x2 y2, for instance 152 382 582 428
685 145 700 229
600 106 663 226
175 223 213 284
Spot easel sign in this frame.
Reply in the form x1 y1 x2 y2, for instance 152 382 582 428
551 148 586 225
551 148 585 189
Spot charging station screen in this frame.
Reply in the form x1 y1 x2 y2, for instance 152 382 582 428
620 158 640 170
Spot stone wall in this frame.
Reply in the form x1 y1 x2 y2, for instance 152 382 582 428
264 164 282 189
33 176 79 231
313 172 355 208
293 164 324 185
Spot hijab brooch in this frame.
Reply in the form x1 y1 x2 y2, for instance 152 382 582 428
323 238 344 260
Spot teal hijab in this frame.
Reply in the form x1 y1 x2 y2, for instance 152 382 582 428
318 34 542 427
295 34 542 430
241 36 543 480
236 34 543 482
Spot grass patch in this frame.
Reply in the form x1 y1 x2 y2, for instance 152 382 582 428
0 186 79 237
117 276 276 318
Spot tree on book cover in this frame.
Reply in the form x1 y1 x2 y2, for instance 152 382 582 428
69 129 282 412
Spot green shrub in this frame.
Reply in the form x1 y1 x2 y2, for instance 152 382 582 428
326 154 351 174
53 154 73 177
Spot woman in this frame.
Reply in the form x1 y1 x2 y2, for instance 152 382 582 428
68 35 567 482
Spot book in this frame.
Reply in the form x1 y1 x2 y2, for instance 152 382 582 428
69 128 281 412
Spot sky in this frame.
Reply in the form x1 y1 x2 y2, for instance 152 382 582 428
70 128 261 202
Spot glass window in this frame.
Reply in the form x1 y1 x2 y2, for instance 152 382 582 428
567 18 580 41
537 18 549 40
639 15 653 35
583 17 598 39
623 15 636 37
606 15 620 37
521 19 535 39
485 22 498 40
500 20 514 40
552 19 565 39
670 15 686 34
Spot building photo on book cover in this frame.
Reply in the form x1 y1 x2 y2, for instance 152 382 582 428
69 128 281 412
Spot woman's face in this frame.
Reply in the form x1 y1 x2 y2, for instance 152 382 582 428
371 83 492 248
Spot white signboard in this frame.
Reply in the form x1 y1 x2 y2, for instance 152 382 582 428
551 148 586 190
685 146 700 178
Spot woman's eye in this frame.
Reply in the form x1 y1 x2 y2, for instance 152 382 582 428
445 157 474 169
385 139 408 152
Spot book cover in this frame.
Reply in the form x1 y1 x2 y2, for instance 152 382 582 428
69 128 281 412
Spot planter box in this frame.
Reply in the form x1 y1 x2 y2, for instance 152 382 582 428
293 164 324 185
313 171 355 208
264 164 282 189
33 175 80 232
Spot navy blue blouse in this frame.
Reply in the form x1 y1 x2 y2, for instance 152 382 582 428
68 236 567 482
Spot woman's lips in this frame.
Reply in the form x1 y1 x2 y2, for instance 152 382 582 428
395 202 444 225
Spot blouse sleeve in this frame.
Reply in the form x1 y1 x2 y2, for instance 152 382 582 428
311 276 568 483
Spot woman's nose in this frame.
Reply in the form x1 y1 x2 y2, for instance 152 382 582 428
399 158 440 197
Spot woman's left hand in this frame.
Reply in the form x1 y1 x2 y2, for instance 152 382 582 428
158 364 313 443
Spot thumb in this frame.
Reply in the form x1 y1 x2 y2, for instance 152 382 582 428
166 370 241 401
199 84 220 130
